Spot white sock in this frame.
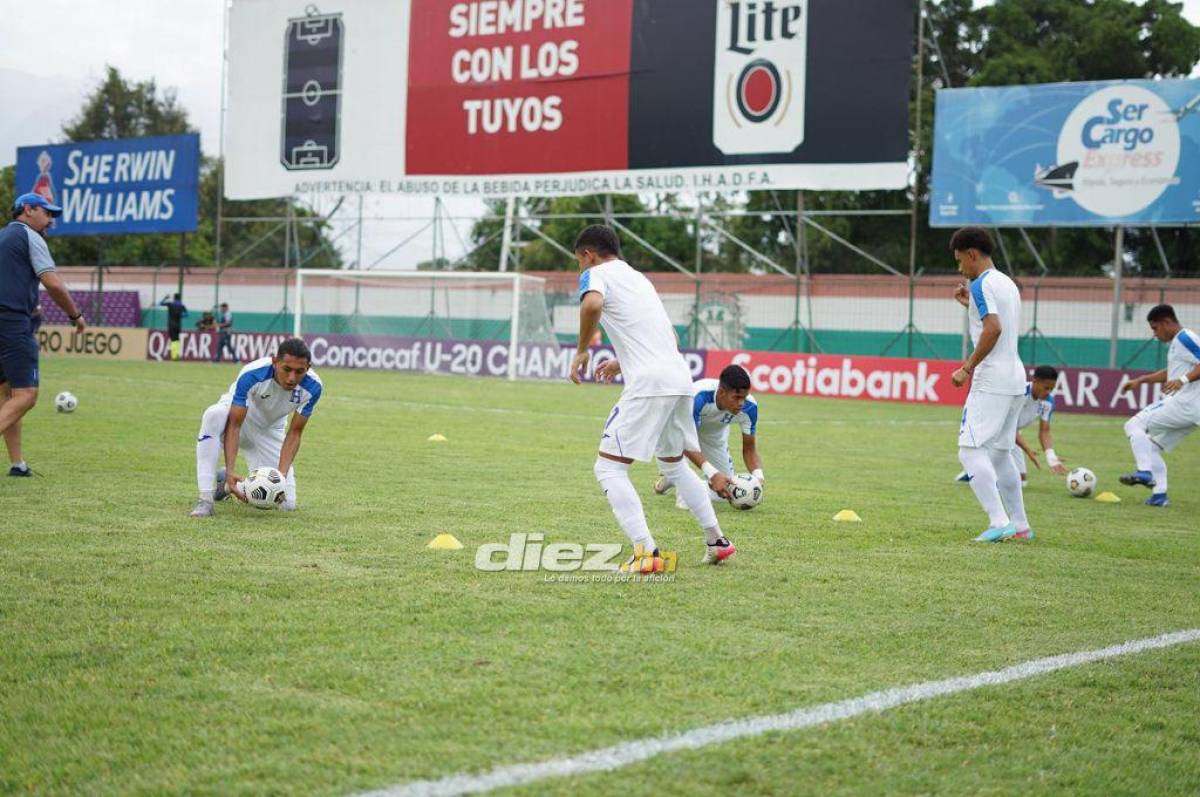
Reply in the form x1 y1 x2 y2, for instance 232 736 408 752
593 458 656 552
11 460 26 470
959 446 1009 528
658 458 722 542
196 403 227 498
1149 447 1168 495
991 448 1028 530
1125 418 1155 472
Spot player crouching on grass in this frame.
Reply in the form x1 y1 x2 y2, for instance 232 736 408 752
1118 304 1200 508
190 337 322 518
956 365 1066 486
652 364 763 509
570 224 736 571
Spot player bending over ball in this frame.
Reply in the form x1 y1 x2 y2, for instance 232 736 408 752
190 337 322 518
956 364 1065 485
1119 304 1200 508
570 224 736 570
651 364 763 509
950 227 1033 542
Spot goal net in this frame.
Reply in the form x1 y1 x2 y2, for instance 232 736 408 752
292 269 559 377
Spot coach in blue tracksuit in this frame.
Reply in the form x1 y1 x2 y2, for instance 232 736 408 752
0 193 86 474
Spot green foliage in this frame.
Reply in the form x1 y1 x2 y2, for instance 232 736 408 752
5 66 341 269
466 0 1199 278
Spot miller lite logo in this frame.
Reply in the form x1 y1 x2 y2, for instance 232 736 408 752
713 0 808 155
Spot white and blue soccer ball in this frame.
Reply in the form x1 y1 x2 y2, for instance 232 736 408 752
727 473 764 510
244 467 287 509
54 391 78 413
1067 467 1097 498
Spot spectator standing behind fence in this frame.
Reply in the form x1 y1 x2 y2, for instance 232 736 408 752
215 302 235 363
1 194 86 477
160 293 188 361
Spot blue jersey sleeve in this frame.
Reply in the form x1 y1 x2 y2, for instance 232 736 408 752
741 402 758 435
578 268 606 302
970 273 990 317
1177 331 1200 361
693 390 714 428
299 376 322 417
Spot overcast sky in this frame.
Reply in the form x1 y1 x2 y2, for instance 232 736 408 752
1 0 1197 266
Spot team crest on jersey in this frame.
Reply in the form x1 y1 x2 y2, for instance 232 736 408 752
291 388 303 404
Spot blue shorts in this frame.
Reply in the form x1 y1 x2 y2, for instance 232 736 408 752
0 314 38 389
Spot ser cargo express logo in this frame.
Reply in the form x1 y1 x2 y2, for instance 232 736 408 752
1035 85 1183 217
713 0 807 155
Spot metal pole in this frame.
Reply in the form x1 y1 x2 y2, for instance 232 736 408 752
507 273 521 381
293 271 303 337
794 190 804 352
498 196 515 272
907 0 926 358
693 202 703 347
216 0 229 270
356 194 364 269
1109 226 1124 368
284 204 292 270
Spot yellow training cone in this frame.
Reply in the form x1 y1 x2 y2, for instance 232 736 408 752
832 509 862 522
427 433 448 442
427 533 463 550
1094 491 1121 503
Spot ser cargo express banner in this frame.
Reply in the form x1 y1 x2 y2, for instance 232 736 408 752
930 79 1200 227
15 135 200 236
225 0 912 198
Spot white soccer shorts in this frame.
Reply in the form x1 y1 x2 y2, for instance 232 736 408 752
958 390 1023 450
598 394 699 463
198 400 297 497
1129 394 1200 452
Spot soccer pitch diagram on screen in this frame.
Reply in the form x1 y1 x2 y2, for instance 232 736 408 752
291 269 557 372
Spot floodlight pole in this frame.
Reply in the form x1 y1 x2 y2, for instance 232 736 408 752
1109 226 1124 368
508 273 521 381
906 0 926 358
498 196 515 272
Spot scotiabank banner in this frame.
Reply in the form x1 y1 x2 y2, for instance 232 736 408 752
706 349 1163 417
147 330 706 382
225 0 911 199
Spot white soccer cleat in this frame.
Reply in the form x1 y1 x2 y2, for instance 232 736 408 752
653 475 675 495
189 499 214 518
701 537 737 565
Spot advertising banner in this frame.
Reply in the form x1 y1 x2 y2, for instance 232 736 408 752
225 0 912 199
15 135 201 236
705 349 1163 416
146 330 707 382
38 326 149 361
930 79 1200 227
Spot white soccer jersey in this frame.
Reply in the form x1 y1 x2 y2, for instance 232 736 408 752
1167 328 1200 401
1015 382 1055 430
967 268 1025 395
578 259 692 398
691 378 759 444
220 356 323 429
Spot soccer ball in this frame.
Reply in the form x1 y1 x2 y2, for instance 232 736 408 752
55 391 78 413
243 467 287 510
727 473 764 510
1067 467 1097 498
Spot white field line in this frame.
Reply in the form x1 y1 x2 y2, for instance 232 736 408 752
358 628 1200 797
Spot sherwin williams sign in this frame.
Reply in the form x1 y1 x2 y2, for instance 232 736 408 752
15 134 200 236
930 79 1200 226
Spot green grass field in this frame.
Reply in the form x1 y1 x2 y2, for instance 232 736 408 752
2 358 1198 796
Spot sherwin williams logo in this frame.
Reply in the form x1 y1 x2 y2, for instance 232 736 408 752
1038 85 1180 217
713 0 807 155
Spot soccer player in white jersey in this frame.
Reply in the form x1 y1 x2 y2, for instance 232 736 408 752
651 365 764 508
950 227 1033 542
190 337 323 518
568 225 736 570
955 365 1066 485
1119 304 1200 507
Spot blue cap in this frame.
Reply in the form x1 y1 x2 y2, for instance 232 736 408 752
13 192 62 217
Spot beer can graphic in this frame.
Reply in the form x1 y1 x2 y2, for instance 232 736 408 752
712 0 808 155
280 6 343 170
